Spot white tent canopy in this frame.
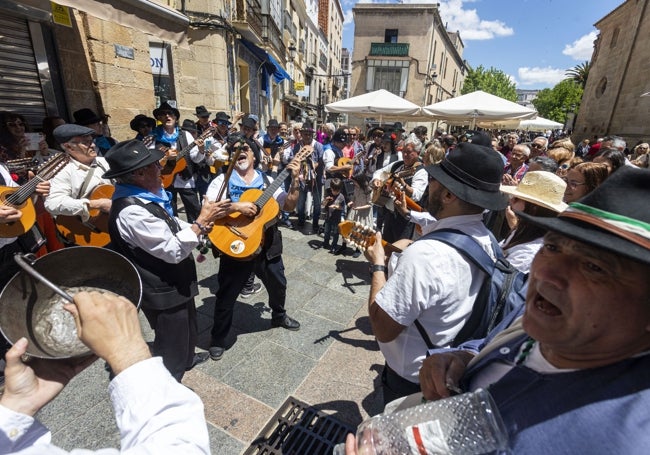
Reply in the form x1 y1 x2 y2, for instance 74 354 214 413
325 89 422 117
422 90 537 128
518 116 564 131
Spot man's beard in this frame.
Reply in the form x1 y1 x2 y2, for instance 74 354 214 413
427 185 444 218
236 160 248 171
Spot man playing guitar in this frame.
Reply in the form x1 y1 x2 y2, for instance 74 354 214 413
205 134 302 361
370 135 428 242
44 124 112 245
152 102 204 223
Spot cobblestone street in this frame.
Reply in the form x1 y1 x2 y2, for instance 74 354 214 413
38 223 384 453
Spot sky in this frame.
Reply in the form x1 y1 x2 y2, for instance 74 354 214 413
341 0 625 89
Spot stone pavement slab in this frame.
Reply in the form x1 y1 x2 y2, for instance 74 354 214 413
35 223 384 453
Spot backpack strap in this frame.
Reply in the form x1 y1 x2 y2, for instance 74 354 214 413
414 228 502 347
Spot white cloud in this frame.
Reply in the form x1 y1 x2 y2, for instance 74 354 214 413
517 67 566 86
343 9 353 26
562 31 597 61
438 0 514 40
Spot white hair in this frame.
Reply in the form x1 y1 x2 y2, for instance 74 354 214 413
404 133 423 152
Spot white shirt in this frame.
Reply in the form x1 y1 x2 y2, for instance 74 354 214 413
44 157 111 221
0 357 210 454
0 164 18 249
165 130 203 189
376 213 496 383
115 196 199 264
501 233 544 274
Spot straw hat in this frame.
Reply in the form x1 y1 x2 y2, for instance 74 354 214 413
500 171 567 213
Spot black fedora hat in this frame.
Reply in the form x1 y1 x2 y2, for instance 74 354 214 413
194 105 211 117
153 102 180 119
73 108 102 126
129 114 156 132
393 122 405 133
181 119 198 134
214 111 231 124
267 119 280 128
301 121 315 133
425 142 509 210
102 139 165 179
520 167 650 266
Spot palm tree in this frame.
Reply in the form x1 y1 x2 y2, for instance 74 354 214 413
565 61 591 89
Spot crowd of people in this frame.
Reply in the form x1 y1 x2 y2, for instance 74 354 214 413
1 103 650 453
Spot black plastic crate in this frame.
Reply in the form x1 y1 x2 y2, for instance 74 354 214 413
244 396 355 455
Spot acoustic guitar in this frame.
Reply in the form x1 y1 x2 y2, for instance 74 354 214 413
159 126 216 188
208 146 312 260
371 164 422 205
338 221 402 256
0 153 69 238
54 184 115 247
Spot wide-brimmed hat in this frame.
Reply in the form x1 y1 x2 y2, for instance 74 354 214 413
153 102 180 119
194 105 211 117
181 119 198 134
73 108 102 126
500 171 567 213
53 124 95 144
425 142 509 210
520 166 650 266
102 139 165 179
393 122 405 133
214 111 231 124
129 114 156 132
267 119 280 128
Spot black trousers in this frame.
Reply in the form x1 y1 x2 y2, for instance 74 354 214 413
382 210 415 243
211 253 287 347
142 299 197 382
168 186 201 223
381 363 422 407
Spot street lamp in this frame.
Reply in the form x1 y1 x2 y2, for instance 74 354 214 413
287 42 297 61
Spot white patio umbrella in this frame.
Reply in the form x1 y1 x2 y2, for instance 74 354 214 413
325 89 422 122
518 116 563 131
422 90 537 128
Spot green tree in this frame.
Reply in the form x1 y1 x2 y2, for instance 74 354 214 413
461 65 517 101
532 79 584 124
565 61 591 89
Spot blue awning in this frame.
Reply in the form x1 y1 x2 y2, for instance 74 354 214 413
239 38 292 85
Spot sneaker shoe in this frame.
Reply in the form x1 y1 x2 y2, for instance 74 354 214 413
209 346 225 361
271 315 301 331
187 351 210 370
352 249 362 258
335 245 346 256
240 282 263 299
322 242 330 249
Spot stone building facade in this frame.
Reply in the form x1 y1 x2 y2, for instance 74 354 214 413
573 0 650 145
0 0 343 140
349 3 465 130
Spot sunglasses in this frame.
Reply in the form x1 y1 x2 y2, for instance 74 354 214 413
158 110 175 117
235 145 251 151
217 120 230 126
530 143 545 149
6 120 25 128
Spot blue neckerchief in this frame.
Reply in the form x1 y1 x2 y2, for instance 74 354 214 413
94 135 112 153
113 183 175 217
263 134 283 147
152 126 180 146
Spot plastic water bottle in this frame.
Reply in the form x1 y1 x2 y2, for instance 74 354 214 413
333 389 508 455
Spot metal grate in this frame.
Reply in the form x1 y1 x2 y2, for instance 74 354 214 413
244 396 355 455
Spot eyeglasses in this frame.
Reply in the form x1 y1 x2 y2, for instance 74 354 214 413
6 120 25 128
158 111 175 117
562 178 587 189
530 143 545 149
138 124 151 130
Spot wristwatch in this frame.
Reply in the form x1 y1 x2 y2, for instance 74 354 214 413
371 264 387 274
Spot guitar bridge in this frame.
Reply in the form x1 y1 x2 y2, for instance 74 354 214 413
226 224 248 239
